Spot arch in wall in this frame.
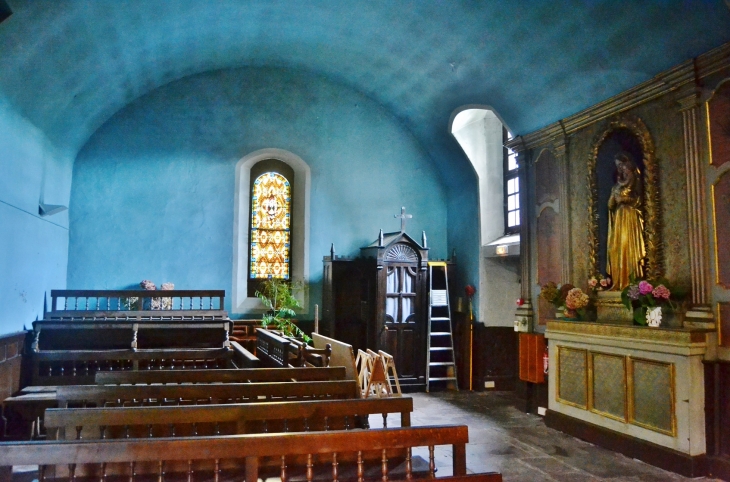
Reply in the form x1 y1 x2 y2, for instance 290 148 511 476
233 148 311 313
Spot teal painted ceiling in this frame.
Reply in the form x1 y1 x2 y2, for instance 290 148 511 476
1 0 729 182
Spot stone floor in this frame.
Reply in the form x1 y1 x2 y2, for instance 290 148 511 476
373 391 722 482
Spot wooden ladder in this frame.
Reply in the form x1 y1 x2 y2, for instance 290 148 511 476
426 262 458 392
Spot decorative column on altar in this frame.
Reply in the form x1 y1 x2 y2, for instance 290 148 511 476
677 90 714 328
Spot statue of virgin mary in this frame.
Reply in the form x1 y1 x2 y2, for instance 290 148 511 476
606 153 645 290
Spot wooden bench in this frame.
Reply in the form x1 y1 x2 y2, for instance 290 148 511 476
55 380 359 408
0 425 503 482
95 366 346 385
44 397 413 440
29 341 258 386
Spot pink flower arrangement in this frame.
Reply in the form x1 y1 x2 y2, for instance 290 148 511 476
638 280 653 295
588 275 611 291
565 288 590 310
621 277 683 326
652 284 671 300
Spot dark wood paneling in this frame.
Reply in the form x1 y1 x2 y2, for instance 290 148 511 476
472 326 518 391
0 332 26 401
704 360 730 479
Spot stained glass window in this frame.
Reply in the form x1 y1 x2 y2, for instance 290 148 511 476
250 172 291 279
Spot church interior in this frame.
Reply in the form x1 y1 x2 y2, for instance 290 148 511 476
2 1 730 481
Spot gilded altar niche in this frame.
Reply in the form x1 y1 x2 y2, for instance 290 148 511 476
587 116 662 287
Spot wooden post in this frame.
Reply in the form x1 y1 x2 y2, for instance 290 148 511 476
314 305 319 334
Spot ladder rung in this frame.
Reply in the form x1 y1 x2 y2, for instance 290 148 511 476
428 377 457 381
430 317 450 321
430 332 451 336
429 347 453 351
429 362 455 366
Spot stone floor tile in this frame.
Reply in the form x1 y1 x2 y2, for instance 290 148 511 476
408 391 720 481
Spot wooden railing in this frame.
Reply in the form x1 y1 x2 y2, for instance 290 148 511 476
0 425 505 482
47 290 226 320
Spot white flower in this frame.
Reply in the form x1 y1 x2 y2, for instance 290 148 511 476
646 306 662 327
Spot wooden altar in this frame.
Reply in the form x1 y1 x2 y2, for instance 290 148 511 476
545 320 715 476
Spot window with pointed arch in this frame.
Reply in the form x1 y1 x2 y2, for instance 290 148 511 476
249 171 292 281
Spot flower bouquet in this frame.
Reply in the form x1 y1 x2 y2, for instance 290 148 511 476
620 277 682 327
540 282 591 320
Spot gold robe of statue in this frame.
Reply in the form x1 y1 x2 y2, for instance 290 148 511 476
606 154 645 290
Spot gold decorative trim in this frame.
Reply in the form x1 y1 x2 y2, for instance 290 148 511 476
546 320 709 344
627 357 677 437
587 116 663 280
712 172 730 289
719 302 726 347
556 346 588 410
707 99 714 167
588 352 628 423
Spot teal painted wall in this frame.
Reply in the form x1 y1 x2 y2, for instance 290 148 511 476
68 68 450 316
0 97 71 332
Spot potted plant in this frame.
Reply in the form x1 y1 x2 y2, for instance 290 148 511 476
620 277 685 327
255 278 311 343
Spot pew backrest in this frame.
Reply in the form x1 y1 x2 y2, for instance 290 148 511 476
44 396 413 440
256 329 299 367
95 366 346 385
55 380 360 408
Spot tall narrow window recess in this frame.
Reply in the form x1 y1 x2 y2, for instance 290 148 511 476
504 129 520 234
250 172 291 280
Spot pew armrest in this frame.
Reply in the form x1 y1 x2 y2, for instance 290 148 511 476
231 341 259 368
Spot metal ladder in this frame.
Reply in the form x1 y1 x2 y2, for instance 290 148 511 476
426 262 458 392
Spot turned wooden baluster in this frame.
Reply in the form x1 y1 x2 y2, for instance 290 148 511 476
306 454 313 482
405 448 413 480
100 426 107 439
157 461 165 482
357 451 364 482
428 446 435 478
382 413 388 428
213 459 220 482
381 449 388 482
100 462 107 482
129 462 135 482
332 453 339 482
344 416 350 430
186 460 193 482
75 425 82 440
68 463 76 482
280 455 287 482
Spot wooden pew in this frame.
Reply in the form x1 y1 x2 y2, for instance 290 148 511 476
256 328 300 367
0 425 503 482
28 341 258 386
44 397 413 440
95 366 347 385
55 380 359 408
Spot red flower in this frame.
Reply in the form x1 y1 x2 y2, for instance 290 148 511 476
465 285 476 298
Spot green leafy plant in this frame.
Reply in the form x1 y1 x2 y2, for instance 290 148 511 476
255 278 311 343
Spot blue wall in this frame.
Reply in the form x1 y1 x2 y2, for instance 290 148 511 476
0 97 71 332
68 67 450 316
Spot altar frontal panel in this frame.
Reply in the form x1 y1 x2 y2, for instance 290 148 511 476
555 345 675 436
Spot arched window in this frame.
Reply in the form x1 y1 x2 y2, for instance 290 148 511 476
249 171 292 280
233 149 310 314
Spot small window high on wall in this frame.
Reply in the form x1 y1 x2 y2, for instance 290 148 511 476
504 129 520 234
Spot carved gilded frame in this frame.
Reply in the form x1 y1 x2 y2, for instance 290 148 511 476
587 116 663 280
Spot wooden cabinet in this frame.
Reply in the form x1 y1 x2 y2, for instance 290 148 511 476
323 231 429 390
519 333 546 384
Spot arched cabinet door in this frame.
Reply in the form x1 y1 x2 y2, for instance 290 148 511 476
377 243 426 384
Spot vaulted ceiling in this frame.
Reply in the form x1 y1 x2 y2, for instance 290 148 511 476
1 0 729 181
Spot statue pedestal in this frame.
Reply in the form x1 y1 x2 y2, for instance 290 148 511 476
595 291 633 324
545 320 715 473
